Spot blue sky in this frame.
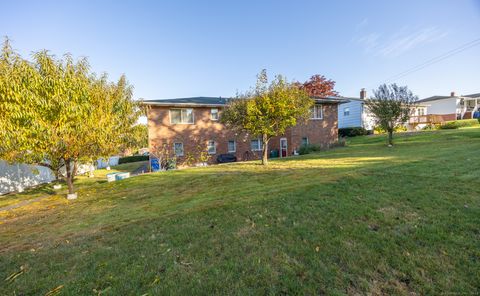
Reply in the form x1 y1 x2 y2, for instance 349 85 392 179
2 0 480 100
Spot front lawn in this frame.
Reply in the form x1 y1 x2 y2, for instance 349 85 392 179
1 128 479 295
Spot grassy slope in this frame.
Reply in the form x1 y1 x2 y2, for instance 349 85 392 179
1 129 479 295
0 161 147 208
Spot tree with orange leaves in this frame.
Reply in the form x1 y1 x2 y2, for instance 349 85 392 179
301 74 339 97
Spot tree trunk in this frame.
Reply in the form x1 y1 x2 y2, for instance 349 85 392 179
65 159 74 194
387 129 393 146
261 134 269 165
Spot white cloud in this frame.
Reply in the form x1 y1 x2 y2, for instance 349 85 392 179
356 33 380 53
354 26 449 58
355 18 369 31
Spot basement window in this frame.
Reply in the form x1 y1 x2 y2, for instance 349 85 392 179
174 142 184 157
301 137 309 146
250 138 263 151
228 140 236 153
207 140 216 154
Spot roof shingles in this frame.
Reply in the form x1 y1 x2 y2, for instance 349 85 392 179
141 96 349 106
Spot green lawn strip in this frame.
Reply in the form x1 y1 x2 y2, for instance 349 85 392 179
1 127 479 295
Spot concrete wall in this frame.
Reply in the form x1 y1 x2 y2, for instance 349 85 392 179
0 161 55 195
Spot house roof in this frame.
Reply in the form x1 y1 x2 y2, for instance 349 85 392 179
464 93 480 98
415 95 452 103
141 96 349 107
311 96 350 104
141 96 228 107
415 92 480 103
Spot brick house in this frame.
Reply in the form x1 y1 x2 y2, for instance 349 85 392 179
142 96 347 165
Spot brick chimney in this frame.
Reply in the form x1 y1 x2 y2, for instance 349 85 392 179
360 88 367 99
450 91 456 97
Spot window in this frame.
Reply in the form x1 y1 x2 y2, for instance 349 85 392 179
250 138 263 151
174 142 184 156
207 140 216 154
170 108 194 124
301 137 309 146
310 105 323 119
344 107 350 116
418 108 425 116
228 140 236 153
211 108 219 120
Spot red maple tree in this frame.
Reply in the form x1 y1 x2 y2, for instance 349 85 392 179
301 75 339 97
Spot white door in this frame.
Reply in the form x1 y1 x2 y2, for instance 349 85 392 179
280 138 288 158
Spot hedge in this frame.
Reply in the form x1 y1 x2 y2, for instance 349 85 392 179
298 144 322 155
438 119 480 130
118 155 149 164
339 127 370 137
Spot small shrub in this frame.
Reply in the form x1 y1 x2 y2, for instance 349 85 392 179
439 122 458 129
333 137 347 147
118 155 149 164
338 127 370 137
374 125 407 134
438 119 479 130
422 124 437 131
299 144 321 155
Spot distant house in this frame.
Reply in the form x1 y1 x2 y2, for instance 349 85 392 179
142 96 347 165
338 89 375 130
413 92 480 122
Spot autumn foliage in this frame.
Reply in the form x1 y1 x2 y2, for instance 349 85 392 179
301 74 339 97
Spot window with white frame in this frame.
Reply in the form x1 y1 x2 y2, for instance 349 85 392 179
250 138 263 151
228 140 236 153
343 107 350 116
210 108 219 120
173 142 184 156
310 105 323 119
170 108 194 124
207 140 216 154
418 108 425 116
301 137 309 146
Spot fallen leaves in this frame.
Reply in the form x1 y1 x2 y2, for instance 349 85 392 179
4 265 27 283
44 285 63 296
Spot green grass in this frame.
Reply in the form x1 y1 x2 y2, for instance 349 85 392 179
1 128 479 295
0 161 147 209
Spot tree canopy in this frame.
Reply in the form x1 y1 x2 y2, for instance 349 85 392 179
221 70 313 165
0 38 142 196
365 83 417 146
301 74 339 97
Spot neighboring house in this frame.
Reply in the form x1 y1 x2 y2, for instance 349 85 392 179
0 161 55 195
338 89 375 130
142 96 347 165
96 156 120 169
412 92 480 124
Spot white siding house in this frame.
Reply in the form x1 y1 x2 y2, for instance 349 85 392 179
338 99 363 128
338 89 375 130
415 92 480 121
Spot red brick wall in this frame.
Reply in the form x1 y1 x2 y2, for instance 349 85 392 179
289 104 338 154
147 104 338 164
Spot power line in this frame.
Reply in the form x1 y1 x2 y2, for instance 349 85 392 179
382 37 480 84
